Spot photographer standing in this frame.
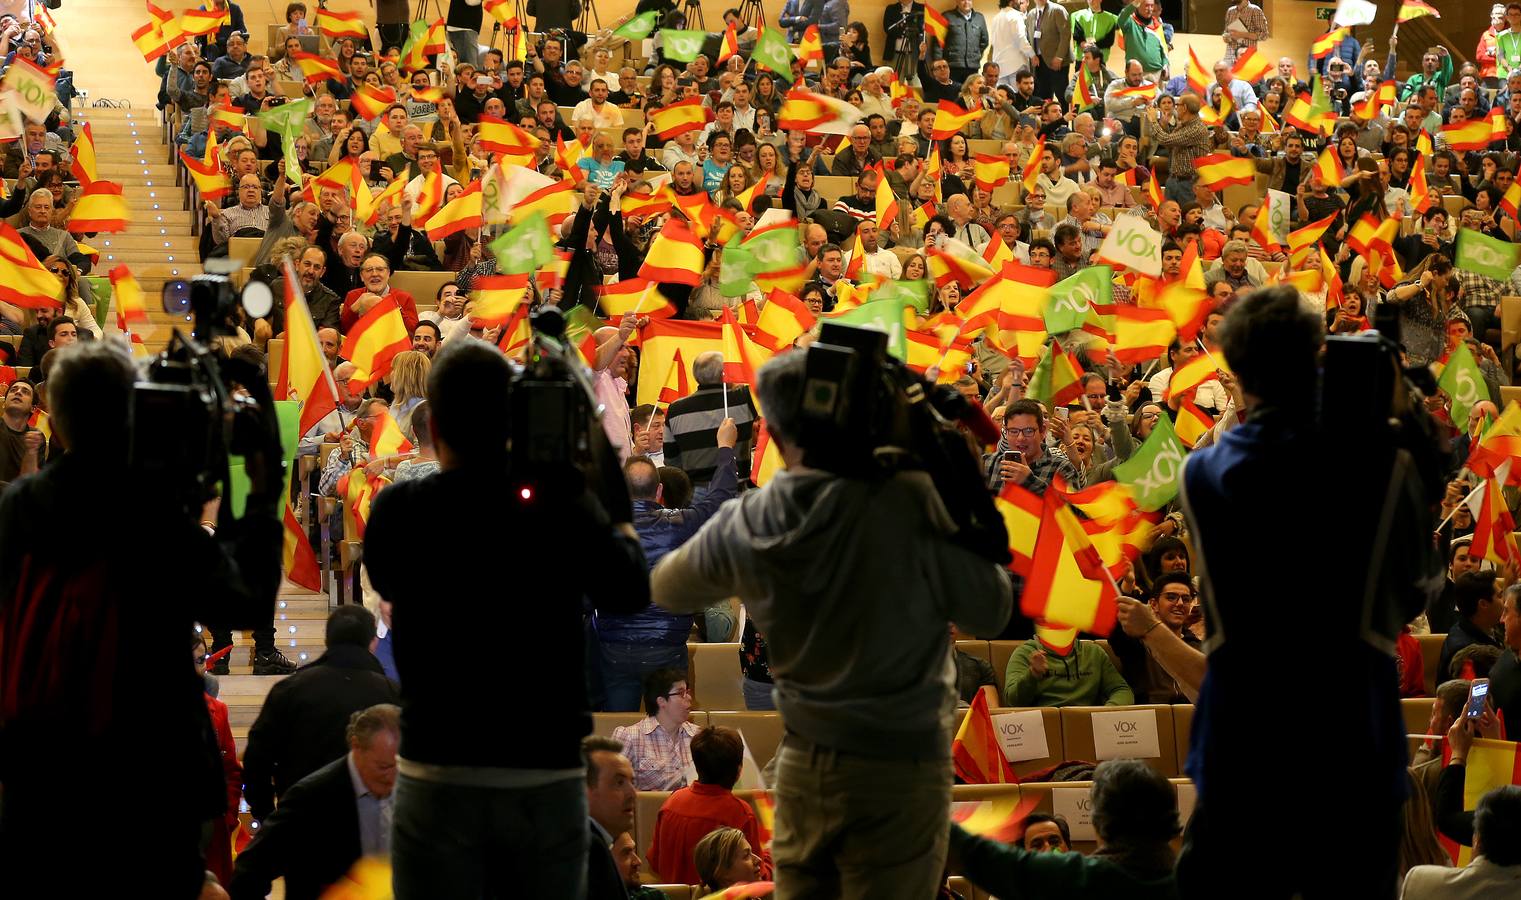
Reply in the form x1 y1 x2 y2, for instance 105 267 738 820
364 342 650 898
0 341 285 897
1176 287 1442 899
652 351 1012 899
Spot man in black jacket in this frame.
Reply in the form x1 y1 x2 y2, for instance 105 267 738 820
584 736 636 900
366 342 649 898
242 606 400 824
230 704 402 900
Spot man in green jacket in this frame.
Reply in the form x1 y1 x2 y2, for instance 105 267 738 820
1003 638 1135 707
1072 0 1117 57
1384 35 1453 103
1117 1 1169 82
949 759 1180 898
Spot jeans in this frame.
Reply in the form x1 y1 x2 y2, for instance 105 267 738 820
772 737 951 900
447 28 481 69
393 773 587 899
1466 305 1499 348
743 677 776 710
1165 172 1198 204
599 641 688 712
208 624 274 656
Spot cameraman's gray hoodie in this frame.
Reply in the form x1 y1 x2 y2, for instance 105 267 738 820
652 467 1012 760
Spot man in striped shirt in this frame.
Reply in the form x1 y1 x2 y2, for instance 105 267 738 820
663 352 758 492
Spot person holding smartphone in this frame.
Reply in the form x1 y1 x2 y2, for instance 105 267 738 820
985 399 1078 495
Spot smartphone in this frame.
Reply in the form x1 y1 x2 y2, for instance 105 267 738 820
1467 679 1490 719
1002 450 1023 464
964 360 975 375
477 75 492 87
369 160 383 182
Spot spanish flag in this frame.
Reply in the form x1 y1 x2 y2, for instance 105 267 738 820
640 218 707 285
293 50 343 86
648 96 713 139
797 24 825 66
1230 47 1272 84
341 298 411 388
1345 212 1398 257
997 481 1044 575
510 180 576 230
753 288 816 351
951 690 1017 785
70 121 98 185
314 8 369 40
179 6 229 38
337 470 388 539
1310 26 1349 60
924 143 943 198
132 20 172 61
982 232 1014 271
635 318 729 406
930 100 985 140
280 499 321 591
410 171 446 226
66 181 131 233
1193 154 1256 191
1021 490 1118 635
719 306 773 385
476 115 540 155
1071 64 1100 109
350 84 399 122
951 793 1042 843
1288 212 1337 265
179 144 230 200
1503 181 1521 222
1112 305 1175 364
622 190 673 219
1026 344 1085 409
912 200 936 230
424 180 483 240
496 302 533 360
274 263 341 437
875 171 900 229
1443 117 1495 152
928 246 996 290
1167 353 1224 400
1185 45 1210 97
1174 398 1215 447
470 273 530 326
109 264 149 330
369 407 415 457
1409 153 1433 214
659 347 691 405
1021 137 1045 192
751 420 785 487
600 278 679 319
778 89 839 132
209 104 246 133
1397 0 1440 23
1489 106 1510 143
973 153 1010 192
924 5 948 44
1248 198 1279 254
410 84 446 104
718 23 740 62
0 226 62 310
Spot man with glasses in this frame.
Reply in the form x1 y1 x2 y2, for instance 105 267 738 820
987 399 1079 494
610 669 699 791
1108 572 1202 703
319 397 392 511
341 252 420 334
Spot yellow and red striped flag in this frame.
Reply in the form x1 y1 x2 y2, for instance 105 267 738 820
1230 47 1272 84
719 306 773 385
209 104 246 133
1071 64 1100 109
1112 305 1175 364
274 263 341 437
1288 212 1338 265
476 115 540 156
973 153 1010 192
109 264 149 331
281 500 320 591
951 689 1018 784
622 190 673 220
777 89 858 132
1502 181 1521 222
1021 137 1045 192
930 100 985 140
410 171 446 226
1397 0 1440 23
648 97 712 139
410 84 446 104
350 84 399 122
179 7 229 38
66 181 131 233
337 470 388 539
718 23 740 62
1174 398 1215 447
912 200 936 230
341 298 411 388
640 218 707 285
1021 489 1118 634
1409 153 1433 214
512 180 576 230
314 8 369 40
659 347 691 406
369 407 415 457
0 224 63 310
292 50 343 86
469 272 530 326
997 480 1043 575
1193 154 1256 191
424 181 483 240
797 24 825 66
70 120 98 185
600 278 679 319
1167 353 1226 400
924 5 948 44
1443 118 1495 152
1185 45 1210 96
132 20 172 61
752 288 816 351
1311 27 1350 60
950 792 1043 843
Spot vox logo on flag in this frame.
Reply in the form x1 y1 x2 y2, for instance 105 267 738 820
1133 439 1182 496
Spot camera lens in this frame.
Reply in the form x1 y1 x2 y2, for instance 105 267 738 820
162 279 192 316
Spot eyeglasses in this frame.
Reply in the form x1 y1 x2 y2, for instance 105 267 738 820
664 687 692 699
1140 412 1161 420
360 265 389 274
47 266 69 276
1157 591 1195 603
1004 426 1039 438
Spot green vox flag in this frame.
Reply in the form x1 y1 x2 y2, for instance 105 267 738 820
661 30 709 63
1438 340 1492 430
256 96 313 137
1114 412 1188 511
1456 227 1520 281
281 132 302 187
720 230 757 297
869 278 932 314
827 297 912 360
1043 265 1113 335
1024 343 1055 409
489 211 553 275
720 224 807 296
751 27 794 74
612 10 660 41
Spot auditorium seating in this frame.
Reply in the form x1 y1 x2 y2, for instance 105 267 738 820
1416 632 1445 694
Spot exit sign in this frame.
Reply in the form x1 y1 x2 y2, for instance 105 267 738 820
1316 7 1335 19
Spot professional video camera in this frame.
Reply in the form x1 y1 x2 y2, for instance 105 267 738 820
130 260 286 520
507 305 633 522
795 322 1012 566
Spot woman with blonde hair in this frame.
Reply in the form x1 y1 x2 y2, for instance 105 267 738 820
693 827 761 896
39 256 103 339
716 164 754 207
386 350 432 442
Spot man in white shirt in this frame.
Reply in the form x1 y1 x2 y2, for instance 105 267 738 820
729 81 757 133
1211 60 1258 113
661 131 701 171
1036 152 1080 210
403 145 461 203
571 78 624 129
1148 338 1229 413
846 220 903 279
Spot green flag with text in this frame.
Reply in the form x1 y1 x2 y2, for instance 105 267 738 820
1114 412 1188 511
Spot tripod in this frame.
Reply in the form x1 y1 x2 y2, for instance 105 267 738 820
887 12 921 83
577 0 602 32
680 0 704 30
413 0 441 22
736 0 765 29
489 0 530 50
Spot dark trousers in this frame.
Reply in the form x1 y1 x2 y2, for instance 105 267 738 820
1034 63 1069 102
208 624 275 656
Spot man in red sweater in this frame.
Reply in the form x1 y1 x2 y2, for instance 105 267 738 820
647 726 773 885
341 252 419 333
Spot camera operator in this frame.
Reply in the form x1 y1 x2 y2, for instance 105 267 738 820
363 341 650 898
651 350 1012 898
0 340 284 897
1175 287 1442 899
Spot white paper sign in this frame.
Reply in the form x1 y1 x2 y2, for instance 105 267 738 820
1052 787 1097 842
1176 780 1197 823
991 710 1050 763
1090 708 1162 761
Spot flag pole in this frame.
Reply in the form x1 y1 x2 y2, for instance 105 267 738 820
1434 481 1485 534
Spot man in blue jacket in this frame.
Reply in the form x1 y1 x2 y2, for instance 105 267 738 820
597 418 740 711
936 0 990 86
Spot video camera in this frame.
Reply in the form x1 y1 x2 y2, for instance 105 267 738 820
507 305 632 522
795 322 1012 565
129 260 286 521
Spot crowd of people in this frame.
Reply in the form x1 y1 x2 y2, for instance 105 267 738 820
11 0 1521 897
